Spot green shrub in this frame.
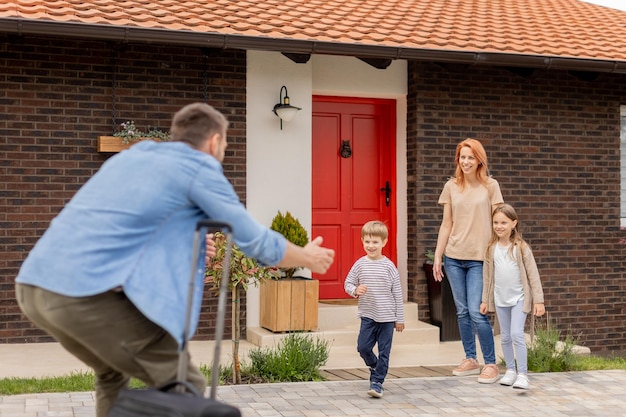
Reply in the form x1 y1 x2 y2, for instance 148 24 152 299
270 211 309 278
199 362 258 385
248 333 330 382
527 319 579 372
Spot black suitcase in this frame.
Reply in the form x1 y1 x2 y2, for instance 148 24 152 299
108 220 241 417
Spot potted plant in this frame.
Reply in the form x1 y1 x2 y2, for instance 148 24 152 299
270 210 309 279
259 211 319 332
98 120 170 152
205 232 279 384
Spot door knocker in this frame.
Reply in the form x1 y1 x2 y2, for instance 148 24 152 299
340 140 352 158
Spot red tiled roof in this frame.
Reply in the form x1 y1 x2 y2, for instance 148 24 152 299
1 0 626 63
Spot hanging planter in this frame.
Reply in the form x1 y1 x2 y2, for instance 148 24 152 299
97 136 133 152
98 121 170 153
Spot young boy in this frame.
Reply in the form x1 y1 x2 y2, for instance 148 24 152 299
344 220 405 398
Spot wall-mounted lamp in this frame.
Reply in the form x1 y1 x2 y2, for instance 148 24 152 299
272 85 301 130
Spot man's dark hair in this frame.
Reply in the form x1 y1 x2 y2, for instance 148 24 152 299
170 103 229 147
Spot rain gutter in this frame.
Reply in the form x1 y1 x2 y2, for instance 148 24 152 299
2 19 626 74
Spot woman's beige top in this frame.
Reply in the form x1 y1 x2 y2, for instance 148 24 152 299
438 177 503 261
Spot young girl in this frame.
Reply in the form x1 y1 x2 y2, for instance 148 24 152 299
480 204 545 390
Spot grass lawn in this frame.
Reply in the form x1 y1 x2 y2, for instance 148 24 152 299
2 354 626 396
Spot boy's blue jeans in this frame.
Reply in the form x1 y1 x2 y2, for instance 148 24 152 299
357 317 395 384
443 256 496 364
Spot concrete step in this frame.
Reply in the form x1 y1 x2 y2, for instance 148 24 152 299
317 301 419 331
247 302 441 349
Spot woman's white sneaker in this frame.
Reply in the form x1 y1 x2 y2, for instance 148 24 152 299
512 374 530 390
499 369 517 386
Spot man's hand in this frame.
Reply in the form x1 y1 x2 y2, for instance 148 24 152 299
205 233 216 264
303 236 335 274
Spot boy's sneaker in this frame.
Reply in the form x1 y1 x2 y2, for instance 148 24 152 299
499 369 517 386
477 364 500 384
512 374 530 390
367 382 384 398
452 358 481 376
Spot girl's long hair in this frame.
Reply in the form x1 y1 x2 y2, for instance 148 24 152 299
487 203 526 259
454 138 490 191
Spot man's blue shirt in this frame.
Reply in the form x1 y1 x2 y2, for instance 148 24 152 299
16 140 287 344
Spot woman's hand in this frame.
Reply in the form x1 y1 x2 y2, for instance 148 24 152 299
433 258 444 282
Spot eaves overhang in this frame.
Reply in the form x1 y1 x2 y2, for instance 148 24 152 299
2 18 626 74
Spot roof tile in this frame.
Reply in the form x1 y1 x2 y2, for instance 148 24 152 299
2 0 626 61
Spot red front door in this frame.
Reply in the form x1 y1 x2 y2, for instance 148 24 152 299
312 96 396 299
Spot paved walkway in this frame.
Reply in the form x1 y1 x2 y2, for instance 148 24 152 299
2 370 626 416
0 339 613 416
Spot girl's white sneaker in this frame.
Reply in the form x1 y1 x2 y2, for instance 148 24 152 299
500 369 517 386
512 374 530 390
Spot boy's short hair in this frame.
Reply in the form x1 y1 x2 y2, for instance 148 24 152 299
361 220 388 239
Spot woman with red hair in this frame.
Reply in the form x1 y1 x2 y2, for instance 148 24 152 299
433 138 504 384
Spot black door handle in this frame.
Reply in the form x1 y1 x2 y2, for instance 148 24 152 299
380 181 391 207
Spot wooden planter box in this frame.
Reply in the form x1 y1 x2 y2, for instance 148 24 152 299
97 136 134 152
98 136 163 153
260 278 319 332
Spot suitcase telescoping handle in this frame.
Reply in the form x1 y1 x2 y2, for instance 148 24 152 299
177 220 233 399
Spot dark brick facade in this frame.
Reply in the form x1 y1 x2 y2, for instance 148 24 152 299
0 35 247 343
407 61 626 352
2 35 626 353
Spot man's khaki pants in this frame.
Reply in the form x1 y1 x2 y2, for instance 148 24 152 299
16 283 206 417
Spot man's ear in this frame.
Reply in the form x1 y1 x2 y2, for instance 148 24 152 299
206 133 222 154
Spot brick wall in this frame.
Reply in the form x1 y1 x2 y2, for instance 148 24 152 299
0 35 247 343
407 61 626 352
3 35 626 353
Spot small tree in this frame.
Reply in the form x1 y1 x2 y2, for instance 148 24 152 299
205 232 279 384
270 211 309 278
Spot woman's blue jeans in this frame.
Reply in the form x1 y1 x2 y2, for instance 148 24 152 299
443 256 496 364
357 317 395 384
